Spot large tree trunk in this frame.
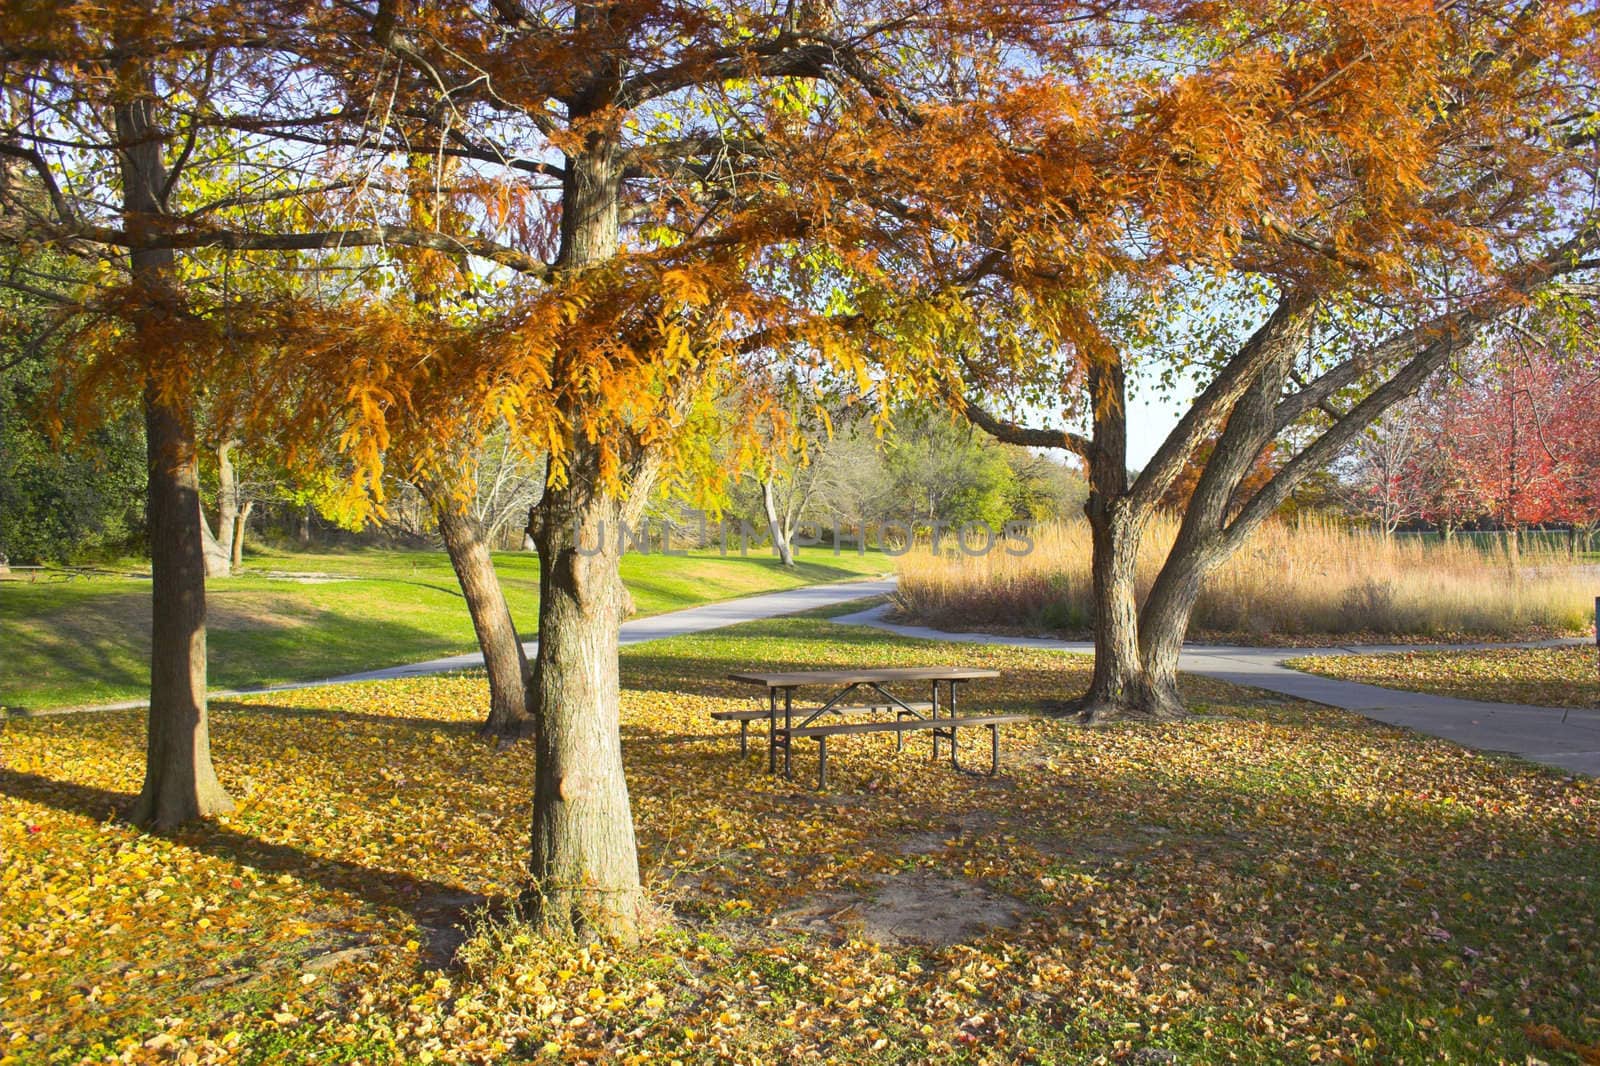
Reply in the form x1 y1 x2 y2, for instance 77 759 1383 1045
426 482 534 740
760 479 796 567
116 89 233 827
519 115 648 936
524 475 645 935
1073 358 1157 721
1135 301 1310 715
1078 498 1150 720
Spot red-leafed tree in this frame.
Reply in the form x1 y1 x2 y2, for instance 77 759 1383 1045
1415 313 1600 557
1405 383 1487 540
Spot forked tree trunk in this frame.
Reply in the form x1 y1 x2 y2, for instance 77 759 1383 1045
760 479 796 567
427 483 534 739
1135 302 1309 714
524 477 645 936
117 89 233 827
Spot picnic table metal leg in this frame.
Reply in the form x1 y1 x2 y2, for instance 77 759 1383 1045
767 689 777 774
818 737 828 788
783 687 793 780
949 724 1002 777
930 679 941 760
739 719 749 758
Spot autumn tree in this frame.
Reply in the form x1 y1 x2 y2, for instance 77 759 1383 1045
0 7 270 823
1402 381 1486 540
1411 309 1600 556
942 0 1600 718
111 0 1142 934
1342 401 1427 536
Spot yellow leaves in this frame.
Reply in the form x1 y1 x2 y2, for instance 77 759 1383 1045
7 619 1600 1063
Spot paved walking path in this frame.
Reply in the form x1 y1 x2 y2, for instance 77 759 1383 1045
830 602 1600 777
33 578 899 714
28 577 1599 778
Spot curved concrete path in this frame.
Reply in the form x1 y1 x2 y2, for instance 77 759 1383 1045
314 577 900 686
29 577 899 715
27 576 1599 780
831 602 1600 777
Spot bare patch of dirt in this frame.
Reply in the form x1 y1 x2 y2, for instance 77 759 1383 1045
849 869 1024 946
778 868 1025 947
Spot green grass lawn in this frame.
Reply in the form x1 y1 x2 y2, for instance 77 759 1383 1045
1289 645 1600 710
0 545 887 712
4 617 1597 1064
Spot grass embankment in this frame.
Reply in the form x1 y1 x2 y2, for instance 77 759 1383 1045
1290 645 1600 710
897 517 1596 644
5 616 1599 1063
0 545 887 712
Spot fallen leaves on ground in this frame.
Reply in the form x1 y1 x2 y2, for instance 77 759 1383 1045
3 618 1598 1064
1290 645 1600 710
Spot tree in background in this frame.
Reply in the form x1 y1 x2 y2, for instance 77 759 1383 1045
881 406 1019 534
725 395 1087 562
1342 402 1426 536
0 257 146 565
1402 312 1600 557
1404 382 1485 541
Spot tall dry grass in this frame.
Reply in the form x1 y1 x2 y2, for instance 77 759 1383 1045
895 517 1596 640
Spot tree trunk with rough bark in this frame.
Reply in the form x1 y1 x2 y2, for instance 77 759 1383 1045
116 88 233 827
1073 359 1157 722
523 474 645 935
1135 304 1309 715
760 479 795 567
426 481 534 739
518 119 650 936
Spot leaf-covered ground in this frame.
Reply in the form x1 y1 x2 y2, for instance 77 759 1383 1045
4 617 1599 1064
1289 645 1600 711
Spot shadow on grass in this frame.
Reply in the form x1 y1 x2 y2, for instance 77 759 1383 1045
4 597 486 712
0 769 487 935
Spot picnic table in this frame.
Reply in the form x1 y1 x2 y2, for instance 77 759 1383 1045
718 665 1029 787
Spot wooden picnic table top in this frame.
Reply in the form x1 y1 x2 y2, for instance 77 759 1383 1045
726 665 1001 688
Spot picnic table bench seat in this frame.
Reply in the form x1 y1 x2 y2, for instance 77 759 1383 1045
786 713 1032 787
710 702 933 755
